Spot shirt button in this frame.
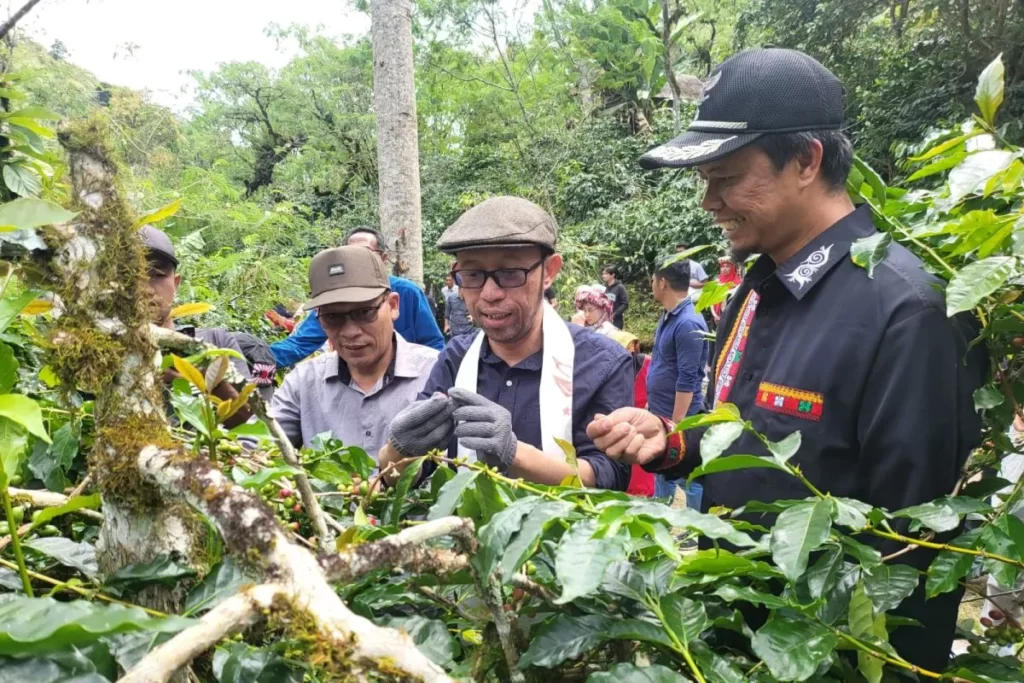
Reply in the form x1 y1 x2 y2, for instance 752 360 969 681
365 430 371 436
505 380 513 387
744 372 754 381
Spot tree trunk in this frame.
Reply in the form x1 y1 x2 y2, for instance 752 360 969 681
53 121 202 622
371 0 423 285
661 0 681 131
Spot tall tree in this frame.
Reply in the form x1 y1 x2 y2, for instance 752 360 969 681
372 0 423 283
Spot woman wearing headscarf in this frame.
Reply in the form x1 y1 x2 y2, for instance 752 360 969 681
711 256 743 324
574 286 639 352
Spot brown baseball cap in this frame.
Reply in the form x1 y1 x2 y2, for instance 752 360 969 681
436 196 558 254
306 246 390 309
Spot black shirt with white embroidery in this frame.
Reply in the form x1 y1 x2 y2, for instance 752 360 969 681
654 205 986 669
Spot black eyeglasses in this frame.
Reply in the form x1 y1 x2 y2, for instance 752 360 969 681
319 294 388 328
452 258 546 289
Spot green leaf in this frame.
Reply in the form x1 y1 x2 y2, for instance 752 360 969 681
660 592 708 646
853 156 887 208
0 289 37 333
925 528 981 598
27 493 100 531
104 554 196 596
0 394 49 443
948 151 1016 206
184 559 254 616
678 549 778 578
979 524 1020 588
975 54 1005 125
0 198 75 232
770 499 833 581
237 465 302 489
850 233 892 279
0 416 27 483
601 560 648 603
7 106 60 121
945 256 1016 316
2 164 41 197
133 199 183 229
974 385 1005 411
862 563 919 614
694 280 732 313
587 663 688 682
0 343 17 395
673 403 742 432
906 151 967 181
25 537 98 578
212 642 303 683
767 431 802 463
849 583 886 683
29 420 80 492
712 583 791 609
624 502 757 547
908 132 977 162
0 596 191 654
426 468 478 520
518 614 670 669
554 518 627 604
892 502 959 533
500 500 574 579
831 498 872 529
472 496 542 577
6 118 53 138
700 422 744 462
751 611 838 682
804 545 845 600
380 616 460 667
690 641 747 683
687 454 788 482
385 456 424 527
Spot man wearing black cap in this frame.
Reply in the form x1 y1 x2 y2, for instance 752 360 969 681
587 48 986 669
141 225 253 427
379 196 633 490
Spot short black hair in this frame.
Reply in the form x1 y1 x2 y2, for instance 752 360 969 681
543 287 556 302
146 251 177 274
751 130 853 190
654 254 691 292
346 226 388 252
602 265 619 277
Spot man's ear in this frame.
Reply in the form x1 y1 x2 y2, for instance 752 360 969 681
173 272 182 292
543 253 563 288
387 291 401 320
794 138 825 190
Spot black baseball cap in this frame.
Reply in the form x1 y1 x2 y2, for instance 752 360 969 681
639 48 845 169
139 225 178 267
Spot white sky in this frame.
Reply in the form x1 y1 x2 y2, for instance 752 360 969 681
17 0 372 109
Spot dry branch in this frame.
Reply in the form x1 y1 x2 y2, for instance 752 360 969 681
120 583 284 683
135 445 453 682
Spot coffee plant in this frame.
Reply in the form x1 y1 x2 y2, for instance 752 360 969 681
0 52 1021 683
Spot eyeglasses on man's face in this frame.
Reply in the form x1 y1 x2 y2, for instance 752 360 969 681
452 257 546 290
319 294 389 328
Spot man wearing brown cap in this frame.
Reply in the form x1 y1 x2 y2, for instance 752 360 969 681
379 197 633 490
141 225 253 428
269 246 438 454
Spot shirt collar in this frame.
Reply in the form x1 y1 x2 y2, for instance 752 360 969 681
326 333 409 384
664 296 694 318
480 335 544 371
749 205 874 301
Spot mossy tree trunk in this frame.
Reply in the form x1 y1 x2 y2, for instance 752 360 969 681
51 121 203 615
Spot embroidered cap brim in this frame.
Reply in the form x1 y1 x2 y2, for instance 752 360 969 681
639 130 762 170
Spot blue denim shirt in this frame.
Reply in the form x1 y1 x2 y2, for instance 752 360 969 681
646 297 709 420
271 275 445 367
419 323 634 490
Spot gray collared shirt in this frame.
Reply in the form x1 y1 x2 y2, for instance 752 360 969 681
269 333 439 457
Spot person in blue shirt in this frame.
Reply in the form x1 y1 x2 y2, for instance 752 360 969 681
646 255 709 505
271 228 445 367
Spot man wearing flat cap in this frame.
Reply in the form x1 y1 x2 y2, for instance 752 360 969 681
379 196 633 490
270 246 438 453
586 48 985 668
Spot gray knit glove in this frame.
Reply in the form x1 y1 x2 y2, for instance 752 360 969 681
450 388 518 472
388 394 456 457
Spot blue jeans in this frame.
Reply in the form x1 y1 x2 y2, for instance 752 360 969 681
655 478 703 511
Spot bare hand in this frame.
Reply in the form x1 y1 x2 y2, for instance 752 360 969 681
586 408 668 466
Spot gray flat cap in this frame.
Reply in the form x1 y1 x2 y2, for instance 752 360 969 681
436 196 557 254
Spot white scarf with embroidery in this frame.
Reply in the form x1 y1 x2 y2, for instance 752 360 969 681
453 302 574 462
